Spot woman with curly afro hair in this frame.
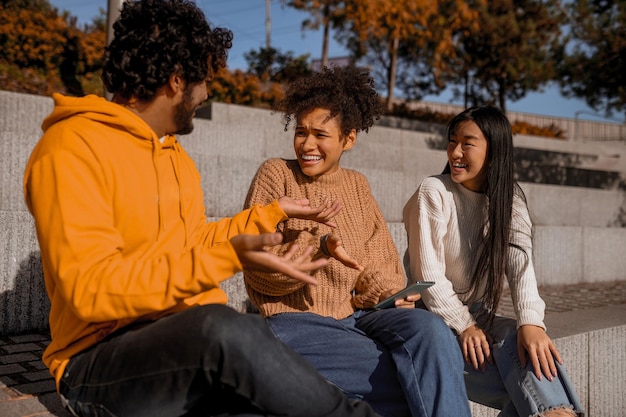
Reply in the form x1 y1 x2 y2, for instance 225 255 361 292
243 65 471 417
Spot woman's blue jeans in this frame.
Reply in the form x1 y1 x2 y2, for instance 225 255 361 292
58 305 381 417
266 308 471 417
464 305 585 417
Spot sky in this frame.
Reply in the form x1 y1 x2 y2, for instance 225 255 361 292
47 0 623 123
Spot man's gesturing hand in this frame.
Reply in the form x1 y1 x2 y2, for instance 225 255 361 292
231 232 326 285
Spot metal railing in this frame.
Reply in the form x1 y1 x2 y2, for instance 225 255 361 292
400 100 625 142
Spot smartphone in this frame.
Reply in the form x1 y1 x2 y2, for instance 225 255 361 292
373 281 435 309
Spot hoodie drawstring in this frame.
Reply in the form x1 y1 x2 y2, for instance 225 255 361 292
152 139 165 240
172 142 189 248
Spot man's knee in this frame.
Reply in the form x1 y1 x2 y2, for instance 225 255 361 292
192 305 269 347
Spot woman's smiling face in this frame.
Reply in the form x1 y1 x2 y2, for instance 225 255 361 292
447 120 490 192
293 108 355 178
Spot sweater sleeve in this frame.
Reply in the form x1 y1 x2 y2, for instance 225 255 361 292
197 200 287 245
352 178 406 308
242 159 315 296
507 194 546 329
403 178 476 333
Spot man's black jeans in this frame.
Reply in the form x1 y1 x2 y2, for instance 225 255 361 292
59 304 380 417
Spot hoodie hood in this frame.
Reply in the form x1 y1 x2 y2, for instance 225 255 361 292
42 93 159 143
39 94 178 239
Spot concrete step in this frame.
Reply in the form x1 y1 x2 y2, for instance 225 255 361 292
2 284 624 417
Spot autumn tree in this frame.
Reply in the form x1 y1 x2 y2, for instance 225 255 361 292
244 46 312 83
0 0 67 94
0 0 106 96
395 0 479 104
447 0 565 113
281 0 345 68
559 0 626 118
337 0 476 111
208 68 285 109
74 10 107 96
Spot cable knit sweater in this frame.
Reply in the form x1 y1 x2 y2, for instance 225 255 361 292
402 174 546 334
244 158 406 319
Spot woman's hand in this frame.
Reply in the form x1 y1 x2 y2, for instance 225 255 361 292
322 233 364 271
518 324 562 381
378 288 419 309
278 196 341 227
460 324 494 371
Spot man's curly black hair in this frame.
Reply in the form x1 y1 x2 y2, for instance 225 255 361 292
279 65 384 137
102 0 233 101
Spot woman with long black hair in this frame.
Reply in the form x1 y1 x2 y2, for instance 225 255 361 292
403 105 584 417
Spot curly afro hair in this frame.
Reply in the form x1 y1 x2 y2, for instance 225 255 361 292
278 65 384 137
102 0 233 101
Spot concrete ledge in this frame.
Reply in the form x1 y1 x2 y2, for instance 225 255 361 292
547 306 626 416
2 211 625 335
0 211 48 336
470 305 626 416
2 91 625 416
0 91 52 136
545 304 626 338
531 226 626 285
521 183 625 228
0 131 40 212
390 221 626 286
2 307 623 416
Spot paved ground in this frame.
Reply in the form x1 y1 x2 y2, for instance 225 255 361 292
1 280 625 417
498 280 626 318
0 333 71 417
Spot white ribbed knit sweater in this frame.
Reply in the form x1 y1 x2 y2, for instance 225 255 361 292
403 174 546 334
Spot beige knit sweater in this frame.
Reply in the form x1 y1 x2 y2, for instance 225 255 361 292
403 174 546 334
243 158 406 319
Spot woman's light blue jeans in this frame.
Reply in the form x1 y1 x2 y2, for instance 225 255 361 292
266 308 471 417
464 305 585 417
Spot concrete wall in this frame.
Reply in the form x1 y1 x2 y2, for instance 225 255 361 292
1 90 626 415
1 90 626 333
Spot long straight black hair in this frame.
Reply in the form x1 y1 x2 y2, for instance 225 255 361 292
442 105 526 324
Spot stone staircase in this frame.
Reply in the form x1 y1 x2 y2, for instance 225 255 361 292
1 90 625 416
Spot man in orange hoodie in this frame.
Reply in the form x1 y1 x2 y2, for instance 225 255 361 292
23 1 382 416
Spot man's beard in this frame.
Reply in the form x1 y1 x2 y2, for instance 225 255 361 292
173 87 195 135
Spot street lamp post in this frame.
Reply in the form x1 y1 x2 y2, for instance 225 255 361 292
105 0 127 100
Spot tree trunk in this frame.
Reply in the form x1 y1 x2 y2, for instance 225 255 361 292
464 72 469 108
386 36 399 112
498 78 507 113
321 3 330 68
321 22 329 68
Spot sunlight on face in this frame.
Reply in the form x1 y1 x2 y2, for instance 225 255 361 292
447 120 489 192
172 80 209 135
293 108 354 178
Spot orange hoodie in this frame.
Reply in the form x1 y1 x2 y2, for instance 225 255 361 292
23 94 287 389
